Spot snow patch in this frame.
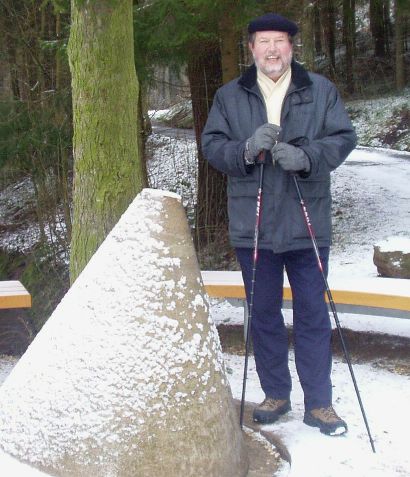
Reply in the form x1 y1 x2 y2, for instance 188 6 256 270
140 187 181 201
375 236 410 253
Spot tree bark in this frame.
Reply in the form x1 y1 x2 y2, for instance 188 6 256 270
187 42 227 255
0 8 13 100
301 0 316 71
320 0 337 78
219 6 239 84
314 3 323 55
68 0 145 283
343 0 356 93
370 0 389 57
395 0 406 90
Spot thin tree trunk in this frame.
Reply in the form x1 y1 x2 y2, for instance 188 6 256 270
302 0 316 71
0 9 13 100
384 0 392 55
395 0 406 90
68 0 145 282
314 3 323 55
187 42 227 254
370 0 388 56
343 0 356 93
55 11 62 91
320 0 337 78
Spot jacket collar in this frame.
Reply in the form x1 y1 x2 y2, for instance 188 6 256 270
238 60 312 91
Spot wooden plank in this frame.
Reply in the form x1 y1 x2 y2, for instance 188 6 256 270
328 289 410 312
0 281 32 309
201 271 410 316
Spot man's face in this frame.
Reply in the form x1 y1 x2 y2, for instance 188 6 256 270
249 31 293 81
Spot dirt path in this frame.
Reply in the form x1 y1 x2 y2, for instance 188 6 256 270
217 324 410 376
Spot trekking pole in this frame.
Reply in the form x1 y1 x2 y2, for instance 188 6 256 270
292 174 376 453
239 151 266 429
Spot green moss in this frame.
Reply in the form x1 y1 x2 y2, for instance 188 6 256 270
68 0 145 283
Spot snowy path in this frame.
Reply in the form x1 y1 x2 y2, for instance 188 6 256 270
330 147 410 279
225 352 410 477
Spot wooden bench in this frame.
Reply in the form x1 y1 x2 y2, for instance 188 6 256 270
0 281 32 310
201 270 410 320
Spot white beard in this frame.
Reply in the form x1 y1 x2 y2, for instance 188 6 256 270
253 51 293 80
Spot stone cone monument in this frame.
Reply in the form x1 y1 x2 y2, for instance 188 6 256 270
0 189 248 476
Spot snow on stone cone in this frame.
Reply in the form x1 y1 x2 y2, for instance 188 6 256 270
0 189 248 476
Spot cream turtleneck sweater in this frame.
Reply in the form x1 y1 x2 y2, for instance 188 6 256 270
256 66 291 126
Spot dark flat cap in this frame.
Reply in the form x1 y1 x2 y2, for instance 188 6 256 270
248 13 298 36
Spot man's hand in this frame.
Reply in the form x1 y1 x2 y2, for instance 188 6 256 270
271 142 311 172
246 123 281 161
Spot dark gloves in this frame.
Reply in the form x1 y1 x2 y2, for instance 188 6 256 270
245 123 281 164
271 142 311 172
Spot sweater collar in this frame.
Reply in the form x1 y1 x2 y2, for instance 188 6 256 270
239 61 312 91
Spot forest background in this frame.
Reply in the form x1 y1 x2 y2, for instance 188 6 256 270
0 0 409 353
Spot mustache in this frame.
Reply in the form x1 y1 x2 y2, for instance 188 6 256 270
252 52 293 62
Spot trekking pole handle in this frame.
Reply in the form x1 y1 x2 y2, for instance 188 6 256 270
256 150 266 165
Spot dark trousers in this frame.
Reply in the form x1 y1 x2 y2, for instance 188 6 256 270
236 247 332 411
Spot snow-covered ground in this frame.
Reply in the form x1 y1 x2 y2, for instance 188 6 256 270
346 91 410 152
224 352 410 477
213 144 410 476
0 121 409 475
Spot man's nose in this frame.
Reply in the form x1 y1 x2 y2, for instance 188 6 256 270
266 44 278 53
267 40 278 50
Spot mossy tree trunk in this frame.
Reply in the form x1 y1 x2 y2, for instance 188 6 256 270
68 0 145 283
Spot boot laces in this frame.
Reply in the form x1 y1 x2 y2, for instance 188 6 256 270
313 406 340 422
260 398 287 410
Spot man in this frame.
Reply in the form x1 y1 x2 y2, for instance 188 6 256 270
201 13 356 436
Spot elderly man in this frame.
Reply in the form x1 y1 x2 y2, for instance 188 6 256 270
201 13 356 436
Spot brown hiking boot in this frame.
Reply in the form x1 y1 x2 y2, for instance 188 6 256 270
304 406 348 436
253 398 291 424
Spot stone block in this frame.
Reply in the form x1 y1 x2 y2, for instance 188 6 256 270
373 237 410 279
0 189 248 476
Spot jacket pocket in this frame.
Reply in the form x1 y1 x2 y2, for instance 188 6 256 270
287 177 332 242
227 179 258 241
227 176 259 197
289 176 330 198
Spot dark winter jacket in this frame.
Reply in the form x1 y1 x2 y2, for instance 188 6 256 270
201 61 357 253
